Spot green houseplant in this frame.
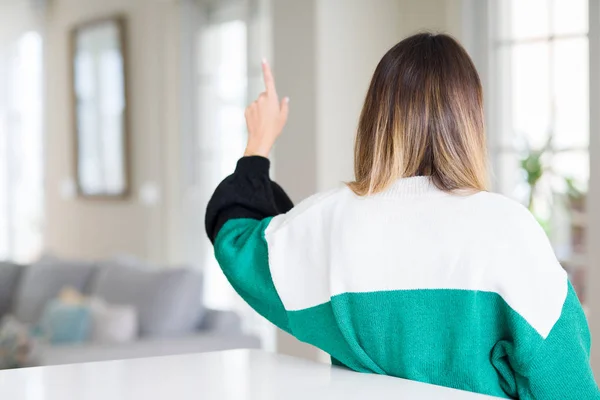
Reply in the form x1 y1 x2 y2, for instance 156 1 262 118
519 135 553 211
518 135 554 234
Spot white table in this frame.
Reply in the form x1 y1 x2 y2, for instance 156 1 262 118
0 349 501 399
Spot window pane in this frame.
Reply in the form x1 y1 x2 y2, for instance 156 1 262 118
197 20 247 152
552 151 589 190
1 32 44 263
494 152 529 203
196 16 248 311
0 113 7 258
502 0 550 40
217 105 246 156
215 21 247 102
510 42 552 149
493 0 590 306
200 21 247 102
553 37 588 149
552 0 588 35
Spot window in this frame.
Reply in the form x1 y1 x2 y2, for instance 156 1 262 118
179 0 275 347
178 0 275 348
197 12 249 310
490 0 589 302
0 32 44 263
183 0 269 314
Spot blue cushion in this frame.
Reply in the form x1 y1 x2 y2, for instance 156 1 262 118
39 300 92 345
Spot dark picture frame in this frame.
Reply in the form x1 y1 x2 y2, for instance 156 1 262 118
70 16 130 199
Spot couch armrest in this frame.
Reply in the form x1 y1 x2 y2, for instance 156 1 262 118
198 309 242 334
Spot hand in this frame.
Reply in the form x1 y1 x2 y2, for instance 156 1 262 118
244 59 289 158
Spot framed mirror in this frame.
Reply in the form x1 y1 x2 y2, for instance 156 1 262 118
71 16 130 198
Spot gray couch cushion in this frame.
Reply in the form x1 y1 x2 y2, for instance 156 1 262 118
198 309 242 334
0 262 24 317
12 260 96 325
90 263 204 338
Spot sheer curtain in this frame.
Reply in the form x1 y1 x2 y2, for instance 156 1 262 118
0 29 44 263
181 0 273 345
196 7 250 311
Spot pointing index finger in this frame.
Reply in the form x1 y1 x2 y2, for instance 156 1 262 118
262 59 277 95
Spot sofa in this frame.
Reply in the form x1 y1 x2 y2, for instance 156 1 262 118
0 258 260 367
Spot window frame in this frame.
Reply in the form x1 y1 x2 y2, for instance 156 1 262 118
486 1 591 187
467 0 600 369
469 0 598 304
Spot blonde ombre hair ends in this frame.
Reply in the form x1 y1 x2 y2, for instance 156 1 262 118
348 33 488 196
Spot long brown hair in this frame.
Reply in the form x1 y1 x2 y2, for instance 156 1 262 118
348 32 487 196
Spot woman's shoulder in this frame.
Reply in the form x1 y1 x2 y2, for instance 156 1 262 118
461 191 568 339
458 190 565 278
462 191 558 263
464 190 540 229
466 189 528 210
265 185 350 235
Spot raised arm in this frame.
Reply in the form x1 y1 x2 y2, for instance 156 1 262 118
205 60 293 332
205 156 293 333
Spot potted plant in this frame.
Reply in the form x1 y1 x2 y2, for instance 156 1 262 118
518 135 553 234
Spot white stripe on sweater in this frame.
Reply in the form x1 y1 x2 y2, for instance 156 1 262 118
265 177 567 339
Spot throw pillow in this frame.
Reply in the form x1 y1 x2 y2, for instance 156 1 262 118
0 316 38 369
89 297 138 344
90 263 204 338
39 296 92 345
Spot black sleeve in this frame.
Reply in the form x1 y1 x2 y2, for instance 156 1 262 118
205 156 294 243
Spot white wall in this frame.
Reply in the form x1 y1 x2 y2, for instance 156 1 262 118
315 0 464 191
0 0 42 46
271 0 319 203
274 0 466 196
271 0 465 359
43 0 183 264
315 0 403 190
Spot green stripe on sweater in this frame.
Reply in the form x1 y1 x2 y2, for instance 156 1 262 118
215 218 598 399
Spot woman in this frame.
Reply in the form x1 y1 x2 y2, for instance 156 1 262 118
205 33 598 399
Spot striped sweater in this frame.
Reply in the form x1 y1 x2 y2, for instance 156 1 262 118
205 156 599 399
